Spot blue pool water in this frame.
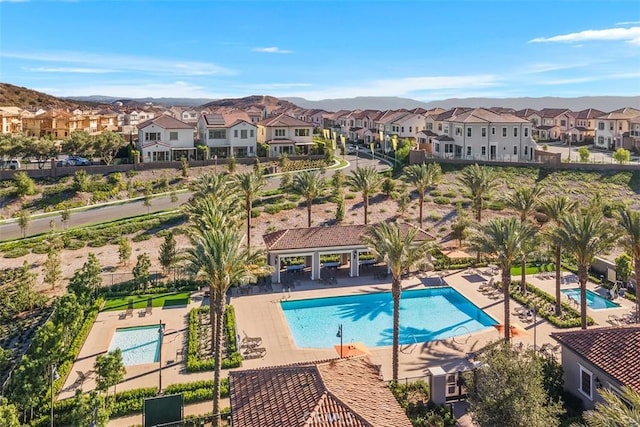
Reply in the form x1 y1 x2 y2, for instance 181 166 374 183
108 325 163 366
561 288 620 310
281 287 497 348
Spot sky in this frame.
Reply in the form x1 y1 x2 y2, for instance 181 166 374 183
1 0 639 102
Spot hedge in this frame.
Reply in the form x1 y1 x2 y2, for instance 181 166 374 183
186 305 241 372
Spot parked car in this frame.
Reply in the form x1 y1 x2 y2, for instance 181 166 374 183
346 145 358 154
65 156 91 166
0 159 21 170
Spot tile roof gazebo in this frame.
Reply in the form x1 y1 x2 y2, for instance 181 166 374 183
229 356 412 427
263 223 434 283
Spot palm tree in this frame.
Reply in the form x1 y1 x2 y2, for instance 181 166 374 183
189 172 235 202
347 166 384 225
457 164 498 262
504 185 544 292
362 222 433 381
539 196 577 316
234 170 266 249
291 170 327 227
469 218 536 341
185 210 271 426
403 163 442 229
554 212 618 329
618 206 640 322
580 386 640 426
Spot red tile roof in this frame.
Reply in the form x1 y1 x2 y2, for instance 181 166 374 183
257 113 314 127
263 223 434 251
137 114 194 130
551 326 640 392
229 357 412 427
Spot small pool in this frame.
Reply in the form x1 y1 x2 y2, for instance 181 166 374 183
281 287 497 348
108 325 163 366
561 288 620 310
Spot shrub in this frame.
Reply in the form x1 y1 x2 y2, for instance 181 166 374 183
132 233 152 242
14 171 37 196
4 247 29 258
433 196 450 205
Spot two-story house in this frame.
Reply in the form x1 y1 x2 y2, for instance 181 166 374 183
430 108 535 162
594 107 640 150
0 106 25 135
256 113 314 157
390 112 426 141
137 115 195 162
566 108 604 144
197 112 257 158
535 108 575 141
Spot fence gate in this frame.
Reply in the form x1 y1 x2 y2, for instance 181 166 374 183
445 371 467 402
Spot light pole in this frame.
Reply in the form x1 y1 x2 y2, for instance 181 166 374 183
567 133 572 163
336 324 343 358
50 364 59 427
214 154 218 172
158 320 164 394
355 146 359 167
533 305 537 350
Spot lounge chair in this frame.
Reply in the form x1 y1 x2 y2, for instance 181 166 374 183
242 346 266 359
76 370 87 384
145 305 152 315
125 307 133 318
241 331 262 347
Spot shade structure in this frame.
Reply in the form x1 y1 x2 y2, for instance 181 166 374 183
334 342 369 358
493 323 530 338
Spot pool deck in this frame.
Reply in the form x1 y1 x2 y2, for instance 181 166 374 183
61 268 636 423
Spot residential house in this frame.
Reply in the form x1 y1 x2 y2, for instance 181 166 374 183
22 109 72 139
197 111 257 158
0 106 26 134
245 106 266 124
345 110 380 143
430 108 535 161
390 112 426 141
551 326 640 410
256 113 314 157
375 110 410 151
567 108 604 144
229 356 412 427
629 114 640 152
535 108 575 141
137 115 195 162
594 107 640 150
299 108 326 127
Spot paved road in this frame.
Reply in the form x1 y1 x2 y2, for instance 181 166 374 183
541 141 640 164
0 153 389 241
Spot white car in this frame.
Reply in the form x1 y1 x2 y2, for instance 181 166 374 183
0 159 21 170
346 145 358 154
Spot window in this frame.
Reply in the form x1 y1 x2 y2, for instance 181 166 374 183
401 127 404 133
145 132 161 141
598 136 604 145
481 146 486 156
169 131 178 140
444 144 454 154
466 147 471 156
295 128 310 137
514 128 518 137
275 129 286 137
502 128 507 137
524 128 529 137
561 120 566 127
482 128 486 137
234 130 238 138
438 123 443 131
579 365 593 399
492 127 496 135
455 127 462 136
435 143 440 153
209 130 226 139
240 130 248 139
610 124 614 131
598 122 605 130
250 130 254 138
409 126 412 133
467 128 472 137
524 146 528 155
513 146 518 155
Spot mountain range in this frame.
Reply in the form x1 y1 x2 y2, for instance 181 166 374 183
2 82 639 112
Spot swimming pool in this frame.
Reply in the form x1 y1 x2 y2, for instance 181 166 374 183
108 325 163 366
281 287 497 348
561 288 620 310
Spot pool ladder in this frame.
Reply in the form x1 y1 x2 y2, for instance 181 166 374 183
452 326 471 344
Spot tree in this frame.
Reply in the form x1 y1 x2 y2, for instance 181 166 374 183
60 207 71 229
450 206 471 247
279 171 292 192
16 209 30 238
170 190 178 204
464 343 563 427
457 163 498 224
403 163 442 229
579 386 640 426
117 237 132 266
227 156 237 173
185 207 271 426
362 222 433 381
94 348 126 404
392 184 411 218
234 170 267 249
132 253 151 290
504 185 544 292
189 172 235 203
73 169 90 192
554 212 618 329
347 165 384 225
143 182 152 214
159 232 177 274
381 177 396 198
52 293 82 349
43 239 62 290
23 136 59 169
13 171 37 197
292 170 326 227
93 131 125 165
539 196 577 316
615 253 633 285
335 189 345 223
0 397 21 427
68 253 103 307
469 218 536 340
612 147 631 164
578 146 590 162
69 389 109 427
618 207 640 322
63 130 94 157
181 157 189 178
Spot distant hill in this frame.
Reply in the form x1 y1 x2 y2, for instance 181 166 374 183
0 82 101 110
67 95 215 107
201 95 297 110
284 95 640 112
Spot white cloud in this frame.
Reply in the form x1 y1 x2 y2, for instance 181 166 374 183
25 66 115 74
43 81 225 99
2 51 235 76
0 0 30 3
529 26 640 46
252 47 293 54
616 21 640 26
540 72 640 85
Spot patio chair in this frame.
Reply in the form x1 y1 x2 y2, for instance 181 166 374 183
145 305 153 315
76 370 88 384
479 278 495 291
242 346 266 359
240 330 262 347
125 307 134 318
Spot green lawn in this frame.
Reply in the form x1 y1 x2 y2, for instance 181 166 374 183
509 263 558 276
102 292 191 311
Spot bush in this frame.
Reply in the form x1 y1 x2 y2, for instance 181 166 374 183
132 232 152 242
433 196 450 205
186 306 241 373
4 247 29 258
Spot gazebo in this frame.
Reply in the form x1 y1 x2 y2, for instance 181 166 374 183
262 223 434 283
